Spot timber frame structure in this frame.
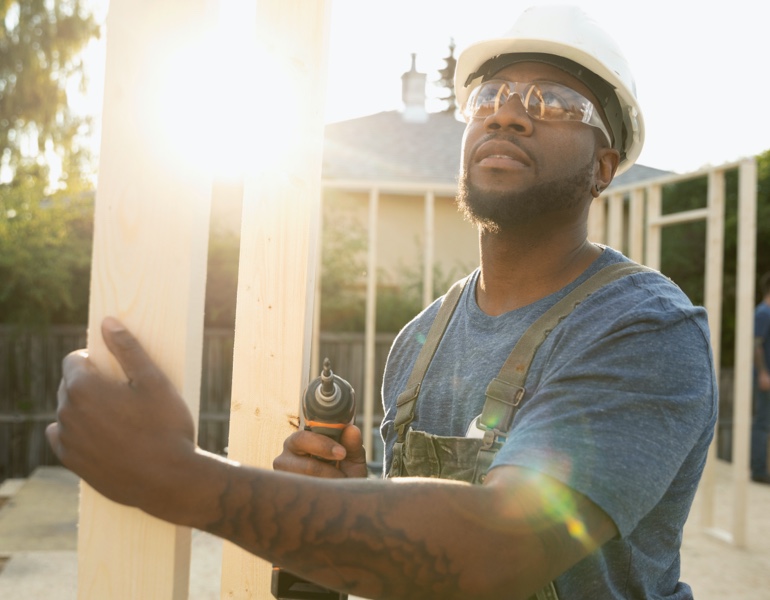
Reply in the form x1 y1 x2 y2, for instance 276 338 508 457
78 0 758 596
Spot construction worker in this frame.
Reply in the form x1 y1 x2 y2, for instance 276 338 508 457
47 6 716 599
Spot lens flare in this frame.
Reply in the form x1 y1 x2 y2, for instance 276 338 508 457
533 466 597 551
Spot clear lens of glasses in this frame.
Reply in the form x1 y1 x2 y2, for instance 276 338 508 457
463 79 612 145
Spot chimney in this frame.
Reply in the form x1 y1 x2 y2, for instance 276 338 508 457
401 53 428 123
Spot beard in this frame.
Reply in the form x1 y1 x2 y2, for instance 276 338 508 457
457 155 594 233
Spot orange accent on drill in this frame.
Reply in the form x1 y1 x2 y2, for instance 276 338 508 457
302 357 356 442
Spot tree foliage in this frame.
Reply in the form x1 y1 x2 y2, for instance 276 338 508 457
0 0 100 185
436 39 457 114
318 211 466 333
204 226 240 328
0 175 93 325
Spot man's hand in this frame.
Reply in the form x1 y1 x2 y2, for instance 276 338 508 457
273 424 368 479
46 317 199 519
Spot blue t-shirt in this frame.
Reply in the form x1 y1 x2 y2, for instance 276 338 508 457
380 247 717 599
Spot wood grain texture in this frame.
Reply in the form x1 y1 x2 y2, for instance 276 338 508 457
77 0 212 597
221 1 332 597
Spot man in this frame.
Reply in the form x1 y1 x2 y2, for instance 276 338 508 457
47 6 716 599
752 272 770 484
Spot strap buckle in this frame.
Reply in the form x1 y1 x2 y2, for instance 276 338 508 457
479 377 525 435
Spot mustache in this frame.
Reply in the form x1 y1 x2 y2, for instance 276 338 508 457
468 132 530 160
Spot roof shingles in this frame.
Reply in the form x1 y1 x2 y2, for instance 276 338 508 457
323 111 466 184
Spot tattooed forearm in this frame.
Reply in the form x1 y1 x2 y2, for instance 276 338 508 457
189 460 615 600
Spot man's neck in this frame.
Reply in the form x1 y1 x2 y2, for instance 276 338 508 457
475 225 601 316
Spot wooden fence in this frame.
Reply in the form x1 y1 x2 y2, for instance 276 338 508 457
0 325 396 481
0 325 737 481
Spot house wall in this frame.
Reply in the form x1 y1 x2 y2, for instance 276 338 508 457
323 187 478 291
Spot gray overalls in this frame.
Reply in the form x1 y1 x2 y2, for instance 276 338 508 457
386 262 651 600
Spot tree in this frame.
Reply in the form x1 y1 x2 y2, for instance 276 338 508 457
0 0 100 326
204 226 240 328
436 39 456 114
0 0 100 187
318 209 469 333
318 211 368 332
0 175 94 325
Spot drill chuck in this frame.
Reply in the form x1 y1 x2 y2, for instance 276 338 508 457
302 358 355 442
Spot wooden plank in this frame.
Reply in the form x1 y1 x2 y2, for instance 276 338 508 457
644 185 662 270
700 169 725 531
363 188 380 455
606 193 624 251
311 193 324 378
587 195 606 244
627 189 645 263
76 0 213 597
648 207 710 227
220 1 332 597
423 190 435 308
731 158 757 548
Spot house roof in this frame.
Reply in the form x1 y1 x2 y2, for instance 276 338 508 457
322 111 466 185
608 163 670 188
322 110 669 188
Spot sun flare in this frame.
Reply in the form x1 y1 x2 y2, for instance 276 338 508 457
152 0 303 183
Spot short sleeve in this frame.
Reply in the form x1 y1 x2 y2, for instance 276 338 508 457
491 275 717 537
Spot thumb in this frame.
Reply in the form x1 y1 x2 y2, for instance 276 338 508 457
45 422 61 458
101 317 167 389
339 424 367 464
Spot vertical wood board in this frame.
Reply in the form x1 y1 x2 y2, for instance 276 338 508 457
77 0 213 598
423 191 435 308
363 188 379 456
606 193 624 251
627 189 644 263
221 1 332 597
644 185 662 270
730 159 757 547
587 196 606 245
699 168 726 530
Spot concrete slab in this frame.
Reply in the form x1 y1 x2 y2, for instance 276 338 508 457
681 460 770 600
0 467 78 553
0 479 26 499
0 530 223 600
0 462 769 598
0 551 77 599
188 529 223 600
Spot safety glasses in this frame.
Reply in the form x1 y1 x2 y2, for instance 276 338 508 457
462 79 612 146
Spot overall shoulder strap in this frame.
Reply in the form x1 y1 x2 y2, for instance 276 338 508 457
393 276 471 442
479 261 655 435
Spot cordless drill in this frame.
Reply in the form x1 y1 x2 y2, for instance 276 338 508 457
271 358 356 600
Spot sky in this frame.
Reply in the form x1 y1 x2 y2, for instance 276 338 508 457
80 0 770 175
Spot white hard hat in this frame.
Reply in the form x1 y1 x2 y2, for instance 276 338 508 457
455 5 644 175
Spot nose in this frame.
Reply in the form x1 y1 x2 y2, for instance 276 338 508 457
483 92 534 136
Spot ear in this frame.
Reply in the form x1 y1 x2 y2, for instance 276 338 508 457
592 147 620 197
